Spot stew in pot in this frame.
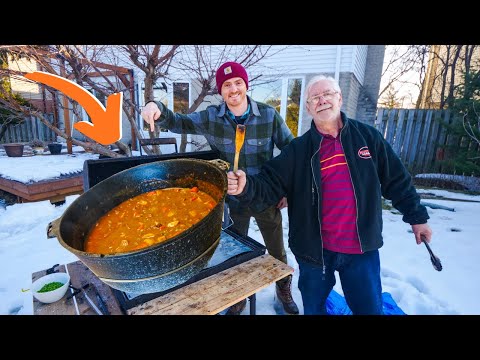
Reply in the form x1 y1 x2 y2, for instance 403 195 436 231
85 187 217 254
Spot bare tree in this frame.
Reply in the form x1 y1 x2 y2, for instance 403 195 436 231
377 84 403 108
0 45 283 157
1 46 129 157
0 45 181 157
378 45 429 108
167 45 279 152
417 45 479 109
114 45 179 155
109 45 279 154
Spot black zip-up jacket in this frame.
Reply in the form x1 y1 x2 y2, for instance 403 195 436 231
238 112 429 266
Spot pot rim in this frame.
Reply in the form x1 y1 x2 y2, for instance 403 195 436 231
54 157 227 257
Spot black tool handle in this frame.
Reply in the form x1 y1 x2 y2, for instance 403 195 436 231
46 264 60 275
421 235 443 272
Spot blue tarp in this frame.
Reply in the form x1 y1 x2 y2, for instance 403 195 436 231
326 290 406 315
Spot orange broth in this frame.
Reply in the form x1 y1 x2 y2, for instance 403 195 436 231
84 187 217 254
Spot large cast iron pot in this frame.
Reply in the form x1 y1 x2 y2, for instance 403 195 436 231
47 158 228 294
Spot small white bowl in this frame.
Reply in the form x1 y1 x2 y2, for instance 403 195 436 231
32 272 71 304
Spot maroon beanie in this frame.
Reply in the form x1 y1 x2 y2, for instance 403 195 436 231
215 62 249 94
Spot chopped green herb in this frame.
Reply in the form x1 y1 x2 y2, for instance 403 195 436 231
37 281 64 293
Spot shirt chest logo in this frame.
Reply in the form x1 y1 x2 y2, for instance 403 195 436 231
358 146 371 159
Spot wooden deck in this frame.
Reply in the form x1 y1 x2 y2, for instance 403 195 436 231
0 174 83 204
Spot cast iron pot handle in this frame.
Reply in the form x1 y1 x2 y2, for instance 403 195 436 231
47 217 61 239
208 159 230 172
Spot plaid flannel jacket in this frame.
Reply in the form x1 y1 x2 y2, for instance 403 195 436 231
154 96 294 175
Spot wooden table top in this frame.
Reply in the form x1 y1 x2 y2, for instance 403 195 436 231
32 254 293 316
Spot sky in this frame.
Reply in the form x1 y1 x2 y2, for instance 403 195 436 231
1 146 480 315
380 45 422 109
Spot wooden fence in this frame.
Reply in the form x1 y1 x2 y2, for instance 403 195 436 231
375 108 479 175
2 108 478 177
0 115 56 144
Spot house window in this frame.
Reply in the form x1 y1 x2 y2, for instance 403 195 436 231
140 82 168 107
152 82 169 107
173 82 190 114
93 89 106 107
248 79 282 108
248 77 303 137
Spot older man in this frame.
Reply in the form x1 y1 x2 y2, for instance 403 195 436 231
227 75 432 315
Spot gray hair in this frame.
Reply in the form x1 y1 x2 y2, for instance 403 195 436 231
304 75 341 106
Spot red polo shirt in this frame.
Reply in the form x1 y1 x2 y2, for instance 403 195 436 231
319 133 362 254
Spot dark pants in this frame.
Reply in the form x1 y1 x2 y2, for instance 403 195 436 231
229 205 287 264
296 249 383 315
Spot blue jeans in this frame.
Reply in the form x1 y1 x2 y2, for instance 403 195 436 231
296 249 383 315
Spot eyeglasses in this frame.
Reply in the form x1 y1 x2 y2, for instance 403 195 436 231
307 91 339 105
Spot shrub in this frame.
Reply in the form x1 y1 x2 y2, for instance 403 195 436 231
29 139 45 148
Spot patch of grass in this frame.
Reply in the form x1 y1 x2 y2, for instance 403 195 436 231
382 198 393 210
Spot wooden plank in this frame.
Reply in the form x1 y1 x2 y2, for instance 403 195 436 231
19 122 25 142
401 109 416 162
14 125 20 142
33 117 39 140
434 110 450 172
0 175 83 202
128 254 294 315
4 126 11 143
48 114 56 141
375 108 384 133
25 176 83 195
445 114 462 171
416 110 434 173
407 110 424 168
424 111 442 172
25 116 33 141
0 177 30 195
392 109 406 155
385 108 397 145
377 108 387 136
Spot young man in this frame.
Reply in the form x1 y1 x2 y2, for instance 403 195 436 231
227 75 433 315
141 61 299 315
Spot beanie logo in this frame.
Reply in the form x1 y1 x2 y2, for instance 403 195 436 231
358 146 371 159
224 66 232 75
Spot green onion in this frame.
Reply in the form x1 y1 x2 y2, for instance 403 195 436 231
37 281 64 293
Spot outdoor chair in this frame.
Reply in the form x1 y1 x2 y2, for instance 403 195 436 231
139 137 178 155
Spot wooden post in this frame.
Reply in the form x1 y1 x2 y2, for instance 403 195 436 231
129 69 137 151
60 59 73 154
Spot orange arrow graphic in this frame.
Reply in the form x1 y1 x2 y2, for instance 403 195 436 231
24 71 123 145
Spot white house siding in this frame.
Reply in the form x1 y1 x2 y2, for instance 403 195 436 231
249 45 358 78
97 45 360 83
8 58 43 100
352 45 368 84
